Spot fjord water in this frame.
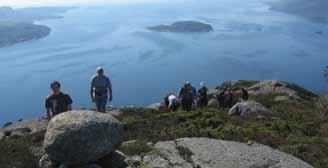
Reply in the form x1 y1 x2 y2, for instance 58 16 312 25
0 0 327 124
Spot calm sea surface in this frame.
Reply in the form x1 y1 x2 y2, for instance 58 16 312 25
0 0 327 124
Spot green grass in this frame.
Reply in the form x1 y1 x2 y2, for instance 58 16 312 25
117 93 327 167
119 140 155 156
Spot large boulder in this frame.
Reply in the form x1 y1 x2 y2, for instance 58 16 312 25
229 101 272 118
143 138 313 168
43 110 123 166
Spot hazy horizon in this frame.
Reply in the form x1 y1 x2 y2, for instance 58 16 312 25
0 0 187 8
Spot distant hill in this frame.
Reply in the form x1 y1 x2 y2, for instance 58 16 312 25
270 0 328 23
0 6 74 22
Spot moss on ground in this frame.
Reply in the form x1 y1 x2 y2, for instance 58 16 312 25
0 136 39 168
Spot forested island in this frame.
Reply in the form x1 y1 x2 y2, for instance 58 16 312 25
0 22 50 47
0 6 73 47
148 21 213 33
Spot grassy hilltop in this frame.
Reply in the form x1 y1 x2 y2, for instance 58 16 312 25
1 80 328 168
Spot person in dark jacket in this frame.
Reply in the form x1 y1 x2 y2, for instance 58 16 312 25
45 81 73 119
241 88 249 101
179 83 193 111
198 82 208 108
186 82 197 107
216 88 226 108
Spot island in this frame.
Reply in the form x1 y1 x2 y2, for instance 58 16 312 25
148 21 213 33
0 6 73 48
0 22 51 47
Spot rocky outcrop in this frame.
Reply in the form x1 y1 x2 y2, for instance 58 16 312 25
229 100 272 118
142 138 313 168
148 21 213 33
43 110 123 166
0 118 48 140
248 80 298 97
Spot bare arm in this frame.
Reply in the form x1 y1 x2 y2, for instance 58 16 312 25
46 108 52 120
90 77 95 101
108 78 113 101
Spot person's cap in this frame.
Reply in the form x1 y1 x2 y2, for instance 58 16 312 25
200 82 206 87
96 67 104 72
185 81 191 85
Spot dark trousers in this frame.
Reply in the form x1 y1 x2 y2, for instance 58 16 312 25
198 98 208 108
95 96 108 112
182 99 192 111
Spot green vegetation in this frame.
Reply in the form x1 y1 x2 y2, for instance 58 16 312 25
119 140 154 156
0 80 326 167
0 136 39 168
117 92 327 167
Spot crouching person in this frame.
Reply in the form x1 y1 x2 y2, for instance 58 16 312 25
164 94 179 112
45 81 73 119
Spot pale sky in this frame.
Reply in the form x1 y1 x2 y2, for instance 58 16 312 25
0 0 165 7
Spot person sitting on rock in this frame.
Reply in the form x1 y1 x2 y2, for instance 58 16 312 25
90 67 113 113
45 81 73 119
241 88 249 101
198 82 208 108
179 83 193 111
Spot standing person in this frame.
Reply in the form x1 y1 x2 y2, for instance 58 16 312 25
241 88 249 101
186 82 197 107
45 81 73 119
225 89 234 108
179 83 193 111
90 67 113 112
216 88 226 108
198 82 208 108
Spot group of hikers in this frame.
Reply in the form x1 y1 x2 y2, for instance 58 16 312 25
45 66 249 119
163 82 249 112
45 67 112 119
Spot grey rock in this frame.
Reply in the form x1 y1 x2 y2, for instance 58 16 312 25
208 99 219 108
44 110 123 166
248 80 301 99
275 96 289 102
107 108 123 117
146 102 162 110
0 118 48 139
144 138 313 168
229 101 272 118
39 154 60 168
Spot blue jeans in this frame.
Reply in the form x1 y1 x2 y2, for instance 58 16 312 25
95 96 108 112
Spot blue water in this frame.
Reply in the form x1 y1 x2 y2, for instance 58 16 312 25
0 0 327 124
